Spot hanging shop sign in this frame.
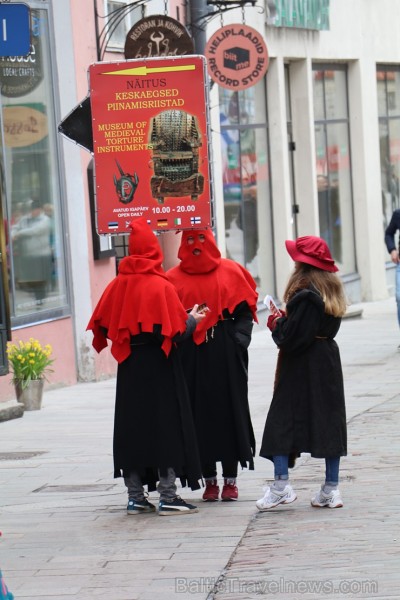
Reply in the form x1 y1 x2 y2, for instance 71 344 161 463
0 19 43 98
89 55 212 234
0 3 31 57
124 15 195 59
205 24 269 91
3 104 48 148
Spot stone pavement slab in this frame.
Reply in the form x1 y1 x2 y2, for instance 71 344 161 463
0 298 399 599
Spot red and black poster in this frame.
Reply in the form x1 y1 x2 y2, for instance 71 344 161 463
89 55 212 234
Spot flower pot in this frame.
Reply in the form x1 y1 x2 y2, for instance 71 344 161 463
14 379 44 411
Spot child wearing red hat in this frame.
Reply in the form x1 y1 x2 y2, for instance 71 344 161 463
257 236 348 510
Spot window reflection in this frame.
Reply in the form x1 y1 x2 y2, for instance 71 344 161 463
377 67 400 237
220 84 274 293
313 66 355 274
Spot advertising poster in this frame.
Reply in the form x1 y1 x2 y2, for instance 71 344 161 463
89 55 212 234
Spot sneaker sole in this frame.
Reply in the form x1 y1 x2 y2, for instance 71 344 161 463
221 497 238 502
158 508 199 516
127 508 156 515
311 501 343 508
202 497 219 502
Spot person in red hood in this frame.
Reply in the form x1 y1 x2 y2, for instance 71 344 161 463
167 228 258 502
87 218 207 516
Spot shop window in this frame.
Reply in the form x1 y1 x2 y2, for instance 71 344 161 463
219 82 274 295
0 8 69 324
377 66 400 240
312 66 356 274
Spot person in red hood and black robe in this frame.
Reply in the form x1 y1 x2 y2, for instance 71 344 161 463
86 218 207 516
167 228 258 502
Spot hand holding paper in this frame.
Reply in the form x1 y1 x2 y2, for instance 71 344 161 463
263 294 283 317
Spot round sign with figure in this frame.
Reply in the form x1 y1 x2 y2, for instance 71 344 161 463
125 15 195 59
205 23 269 91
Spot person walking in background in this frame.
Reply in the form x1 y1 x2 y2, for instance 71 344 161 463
384 208 400 347
167 228 258 502
87 218 207 516
11 198 52 307
256 236 347 511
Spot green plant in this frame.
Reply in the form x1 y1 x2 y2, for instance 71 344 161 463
6 338 54 389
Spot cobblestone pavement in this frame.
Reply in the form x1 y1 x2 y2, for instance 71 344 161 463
0 298 399 599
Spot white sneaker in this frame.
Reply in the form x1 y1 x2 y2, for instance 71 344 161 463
256 484 297 511
311 487 343 508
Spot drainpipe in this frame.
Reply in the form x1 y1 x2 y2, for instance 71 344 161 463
189 0 208 54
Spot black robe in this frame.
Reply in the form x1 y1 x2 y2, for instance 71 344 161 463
178 301 256 470
113 327 202 491
260 289 347 461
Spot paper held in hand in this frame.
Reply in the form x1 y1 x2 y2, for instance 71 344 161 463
263 294 282 316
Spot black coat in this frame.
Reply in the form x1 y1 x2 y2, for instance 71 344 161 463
260 289 347 461
113 330 202 491
179 301 256 470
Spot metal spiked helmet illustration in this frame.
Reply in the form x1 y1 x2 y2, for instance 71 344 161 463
113 160 139 204
148 110 204 204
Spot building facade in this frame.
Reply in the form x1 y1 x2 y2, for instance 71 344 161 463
0 0 398 401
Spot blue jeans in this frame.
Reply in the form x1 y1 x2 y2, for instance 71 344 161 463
396 264 400 327
273 455 340 486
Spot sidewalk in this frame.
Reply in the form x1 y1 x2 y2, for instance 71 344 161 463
0 297 399 599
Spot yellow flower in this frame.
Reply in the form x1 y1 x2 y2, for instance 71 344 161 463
7 337 54 385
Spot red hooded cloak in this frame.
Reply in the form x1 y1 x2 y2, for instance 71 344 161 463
87 218 189 362
167 228 258 344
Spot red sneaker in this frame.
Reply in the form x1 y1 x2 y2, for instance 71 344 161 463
221 479 238 501
202 479 220 501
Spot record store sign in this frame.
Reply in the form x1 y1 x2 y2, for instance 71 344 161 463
205 24 269 91
89 55 211 234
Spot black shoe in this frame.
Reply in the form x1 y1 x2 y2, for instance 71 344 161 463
127 498 156 515
158 496 199 516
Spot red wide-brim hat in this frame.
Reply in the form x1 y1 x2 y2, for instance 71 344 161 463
285 236 338 272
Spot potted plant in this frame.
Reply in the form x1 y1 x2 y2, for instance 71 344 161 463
6 338 54 411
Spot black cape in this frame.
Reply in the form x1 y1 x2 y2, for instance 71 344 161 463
178 301 256 470
113 330 202 491
260 289 347 461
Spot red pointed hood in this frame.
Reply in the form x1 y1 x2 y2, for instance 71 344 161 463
87 218 188 362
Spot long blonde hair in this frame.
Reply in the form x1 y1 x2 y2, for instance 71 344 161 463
283 262 347 317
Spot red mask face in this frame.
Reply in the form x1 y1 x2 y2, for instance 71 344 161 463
178 229 221 274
